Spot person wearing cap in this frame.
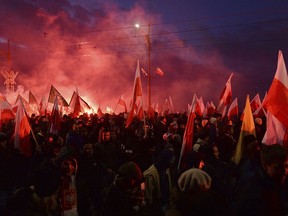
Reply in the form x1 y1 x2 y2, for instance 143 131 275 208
166 168 231 216
101 161 145 216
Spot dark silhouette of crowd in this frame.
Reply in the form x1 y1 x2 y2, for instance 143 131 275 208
0 110 287 216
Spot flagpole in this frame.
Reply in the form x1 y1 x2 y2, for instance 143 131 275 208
114 101 119 114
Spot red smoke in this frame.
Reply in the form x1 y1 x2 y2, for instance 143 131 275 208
0 0 251 114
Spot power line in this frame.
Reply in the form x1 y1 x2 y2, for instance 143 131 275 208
1 6 288 57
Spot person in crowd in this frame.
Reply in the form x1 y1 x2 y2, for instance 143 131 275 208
208 117 219 146
223 134 262 208
167 121 182 166
238 134 261 175
200 144 229 201
166 168 231 216
76 143 107 216
143 148 175 216
101 161 145 216
190 129 210 169
60 157 78 216
94 128 118 201
155 116 169 156
254 117 265 144
94 128 118 174
66 122 86 160
217 124 237 164
233 144 288 216
5 166 62 216
0 132 16 214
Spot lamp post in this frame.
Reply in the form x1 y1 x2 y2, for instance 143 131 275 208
146 22 151 111
135 22 152 111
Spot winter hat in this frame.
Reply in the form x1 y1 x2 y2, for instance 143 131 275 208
201 119 209 127
178 168 212 192
170 121 178 129
116 161 143 189
163 133 173 142
154 149 175 171
255 117 262 125
210 117 217 124
32 167 62 198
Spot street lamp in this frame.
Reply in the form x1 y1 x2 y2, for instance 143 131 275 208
135 22 152 111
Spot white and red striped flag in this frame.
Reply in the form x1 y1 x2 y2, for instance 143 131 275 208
14 99 32 157
126 60 144 128
227 98 238 119
155 67 164 77
250 93 262 113
118 94 127 113
50 97 62 135
216 73 233 116
262 50 288 146
178 94 197 170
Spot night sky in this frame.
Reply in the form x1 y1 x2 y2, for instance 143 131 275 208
1 0 288 113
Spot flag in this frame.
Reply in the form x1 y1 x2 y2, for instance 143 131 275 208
28 91 39 115
15 94 33 116
155 67 164 77
227 98 238 119
253 106 266 118
117 95 127 113
69 91 91 117
141 67 148 77
194 96 204 117
136 106 144 120
106 106 113 114
97 107 104 118
263 50 288 129
178 94 197 170
250 93 261 113
50 97 62 135
48 85 69 107
126 60 144 128
38 98 47 115
232 95 256 165
169 96 175 113
216 73 233 115
0 94 14 122
206 101 216 116
132 61 143 101
253 93 267 118
155 102 159 114
262 111 286 145
29 91 38 105
163 98 170 115
14 99 32 157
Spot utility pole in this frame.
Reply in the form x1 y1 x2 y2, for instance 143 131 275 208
145 22 151 110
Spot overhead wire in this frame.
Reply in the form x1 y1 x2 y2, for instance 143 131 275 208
0 5 288 57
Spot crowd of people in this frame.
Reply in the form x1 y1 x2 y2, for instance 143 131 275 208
0 110 287 216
